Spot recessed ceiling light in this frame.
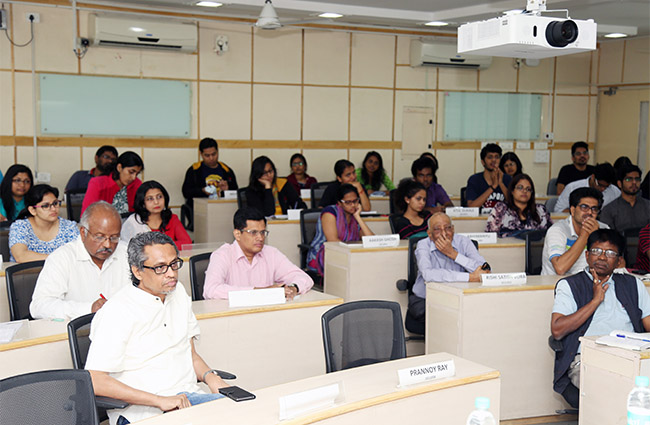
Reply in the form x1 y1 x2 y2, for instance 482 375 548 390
196 1 222 7
425 21 448 27
604 32 627 38
318 12 343 19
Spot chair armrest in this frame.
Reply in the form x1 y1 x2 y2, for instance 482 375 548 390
396 279 408 291
548 335 564 352
298 243 310 252
96 396 129 409
215 370 237 380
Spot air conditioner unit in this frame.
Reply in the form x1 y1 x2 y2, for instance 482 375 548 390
410 40 492 70
88 14 197 53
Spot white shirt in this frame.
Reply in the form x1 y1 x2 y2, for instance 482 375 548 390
85 284 201 425
120 213 151 244
554 177 621 213
29 236 130 320
541 215 609 275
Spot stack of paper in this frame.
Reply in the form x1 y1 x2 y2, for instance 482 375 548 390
596 330 650 351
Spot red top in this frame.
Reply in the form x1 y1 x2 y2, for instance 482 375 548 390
81 175 142 214
156 214 192 250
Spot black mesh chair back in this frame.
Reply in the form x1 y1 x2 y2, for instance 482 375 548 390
546 178 558 196
236 188 248 210
310 181 334 209
0 369 99 425
388 214 399 234
460 186 467 207
299 209 322 268
67 313 94 370
388 189 399 215
189 252 212 301
624 227 641 267
6 260 45 321
0 227 9 261
65 189 86 222
524 229 548 275
321 300 406 373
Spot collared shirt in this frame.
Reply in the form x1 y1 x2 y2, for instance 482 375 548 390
412 234 486 298
553 177 621 213
29 236 130 320
552 269 650 352
85 284 201 425
541 215 609 275
599 195 650 233
203 241 314 299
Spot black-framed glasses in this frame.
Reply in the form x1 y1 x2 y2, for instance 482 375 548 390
588 248 619 258
624 177 642 183
577 204 600 214
340 198 360 205
242 229 269 237
35 200 62 210
142 258 184 274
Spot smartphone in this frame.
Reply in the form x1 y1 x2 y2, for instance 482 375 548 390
219 386 256 402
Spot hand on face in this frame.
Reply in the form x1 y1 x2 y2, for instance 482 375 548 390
590 270 609 305
258 175 273 189
433 231 454 257
580 216 599 237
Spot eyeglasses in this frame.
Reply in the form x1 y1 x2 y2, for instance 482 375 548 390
431 225 454 234
83 228 120 244
573 151 589 157
241 229 269 237
588 248 619 258
291 162 305 167
340 198 360 205
514 185 533 193
142 258 184 275
12 178 31 185
624 177 642 183
35 200 62 210
100 154 116 161
145 194 164 203
577 204 600 214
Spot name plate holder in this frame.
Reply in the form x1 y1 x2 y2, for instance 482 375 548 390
222 190 237 199
300 189 311 199
278 382 345 421
458 232 497 244
287 209 302 220
446 207 479 217
397 359 455 387
481 272 527 287
228 287 286 307
362 234 400 248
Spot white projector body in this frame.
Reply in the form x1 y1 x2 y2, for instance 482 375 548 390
458 14 597 59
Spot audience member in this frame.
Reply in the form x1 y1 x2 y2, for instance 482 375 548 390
82 151 143 215
542 187 608 275
555 141 595 195
600 164 650 233
65 145 117 192
307 184 375 275
86 232 229 425
499 152 523 177
318 159 371 211
411 157 452 213
245 156 306 216
121 181 192 249
286 153 317 194
613 156 633 174
30 201 129 320
466 143 511 208
635 223 650 272
0 164 33 223
553 162 620 213
486 174 552 238
420 152 439 172
9 185 78 262
355 151 395 194
203 207 313 299
551 229 650 408
391 180 432 239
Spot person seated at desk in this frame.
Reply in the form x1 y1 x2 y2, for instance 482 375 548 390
466 143 512 209
0 164 33 223
9 184 79 262
318 159 371 211
307 184 375 275
553 162 620 213
550 229 650 408
635 223 650 273
82 151 143 215
203 207 313 300
65 145 117 192
391 180 432 239
409 213 488 333
355 151 395 195
499 152 523 178
599 164 650 233
86 232 229 425
541 187 609 276
121 181 192 249
555 141 595 195
30 201 130 320
286 153 317 194
411 157 452 213
245 156 306 217
485 174 552 238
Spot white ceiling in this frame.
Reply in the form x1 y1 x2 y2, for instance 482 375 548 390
81 0 650 37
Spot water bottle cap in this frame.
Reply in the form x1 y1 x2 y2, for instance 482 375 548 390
475 397 490 409
636 376 650 387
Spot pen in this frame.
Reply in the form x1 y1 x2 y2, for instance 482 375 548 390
616 334 650 343
100 293 107 300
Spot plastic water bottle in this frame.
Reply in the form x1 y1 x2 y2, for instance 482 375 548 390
628 376 650 425
466 396 496 425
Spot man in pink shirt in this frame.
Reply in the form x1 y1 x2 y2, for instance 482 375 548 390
203 207 314 300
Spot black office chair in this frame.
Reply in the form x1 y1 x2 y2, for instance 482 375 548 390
547 177 558 196
545 197 558 213
460 186 467 207
180 203 194 231
524 229 548 275
321 300 406 373
395 235 427 336
623 227 642 267
0 369 100 425
65 189 86 222
6 260 45 321
388 189 399 215
310 181 333 209
298 208 323 291
189 252 211 301
0 226 9 261
236 187 248 210
388 214 399 234
547 335 580 412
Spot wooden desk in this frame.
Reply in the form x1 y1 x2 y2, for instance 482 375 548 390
137 352 501 425
193 198 238 244
452 213 568 234
368 195 391 214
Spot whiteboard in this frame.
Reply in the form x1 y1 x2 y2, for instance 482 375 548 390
443 92 541 141
39 74 191 137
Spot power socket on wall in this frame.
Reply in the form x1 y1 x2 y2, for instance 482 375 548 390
25 12 40 23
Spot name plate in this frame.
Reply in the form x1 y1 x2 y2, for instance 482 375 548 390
222 190 237 199
287 209 302 220
362 234 400 248
300 189 311 199
446 207 479 217
279 382 344 420
458 232 497 244
228 287 285 307
397 359 455 387
481 272 527 287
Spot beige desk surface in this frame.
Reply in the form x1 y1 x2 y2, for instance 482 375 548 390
136 352 501 425
452 212 568 233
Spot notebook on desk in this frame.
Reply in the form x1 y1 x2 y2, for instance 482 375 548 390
596 330 650 351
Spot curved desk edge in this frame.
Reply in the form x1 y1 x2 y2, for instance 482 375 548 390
462 284 556 294
195 298 344 320
0 332 68 352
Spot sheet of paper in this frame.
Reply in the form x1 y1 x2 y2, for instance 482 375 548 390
0 321 24 344
228 287 286 308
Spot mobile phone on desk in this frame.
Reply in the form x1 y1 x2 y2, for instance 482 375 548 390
219 386 256 402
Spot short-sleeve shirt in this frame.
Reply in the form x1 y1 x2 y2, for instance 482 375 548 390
556 164 595 187
0 198 26 222
426 183 451 208
465 172 512 208
8 218 79 261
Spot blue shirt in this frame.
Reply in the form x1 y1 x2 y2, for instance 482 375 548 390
8 218 80 261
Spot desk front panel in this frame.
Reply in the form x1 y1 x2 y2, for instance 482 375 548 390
193 198 237 244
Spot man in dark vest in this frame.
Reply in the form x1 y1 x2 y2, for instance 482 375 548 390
551 229 650 408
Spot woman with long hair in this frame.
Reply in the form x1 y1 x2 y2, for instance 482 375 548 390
286 153 317 193
356 151 395 194
0 164 33 223
499 152 523 178
82 151 143 214
391 180 432 239
246 156 306 216
318 159 371 211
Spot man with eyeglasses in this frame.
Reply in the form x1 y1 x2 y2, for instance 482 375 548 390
599 164 650 233
542 187 609 276
550 229 650 408
30 201 130 320
203 207 313 300
555 141 595 195
65 145 118 192
553 162 620 213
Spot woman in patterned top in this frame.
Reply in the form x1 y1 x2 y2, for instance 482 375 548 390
9 184 79 262
391 180 432 239
486 173 552 238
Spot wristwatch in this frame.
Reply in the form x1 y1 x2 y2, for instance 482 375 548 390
202 369 219 383
289 284 299 293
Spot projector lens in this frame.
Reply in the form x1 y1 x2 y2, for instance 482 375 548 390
546 20 578 47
